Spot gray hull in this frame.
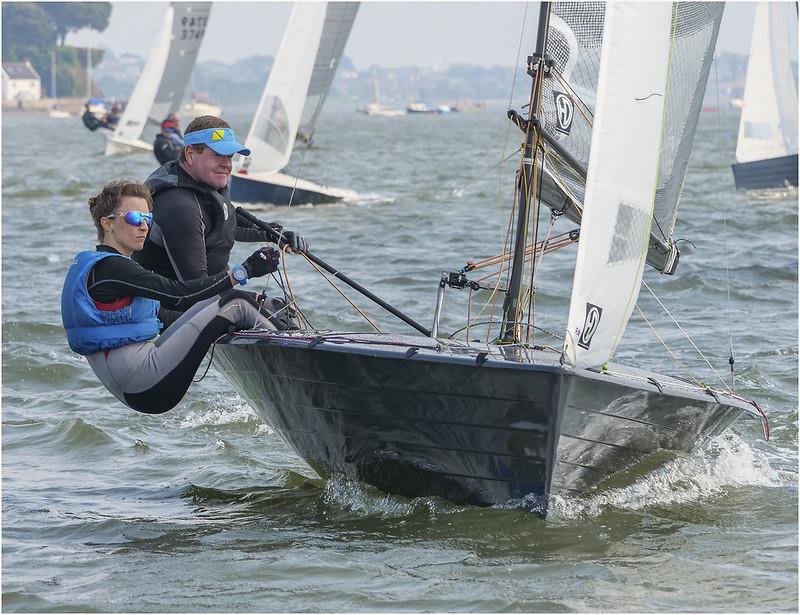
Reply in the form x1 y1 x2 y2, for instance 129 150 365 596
214 332 754 515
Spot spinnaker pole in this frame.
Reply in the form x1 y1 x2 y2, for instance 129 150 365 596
500 1 551 343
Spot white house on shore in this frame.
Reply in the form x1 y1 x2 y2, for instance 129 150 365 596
2 62 42 102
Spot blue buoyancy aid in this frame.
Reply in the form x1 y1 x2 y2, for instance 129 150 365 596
61 251 161 355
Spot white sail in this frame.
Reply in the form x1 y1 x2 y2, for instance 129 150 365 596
563 2 674 369
735 2 799 164
238 3 328 176
110 2 210 145
297 3 360 142
150 3 212 123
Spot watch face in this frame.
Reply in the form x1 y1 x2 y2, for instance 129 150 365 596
234 266 247 281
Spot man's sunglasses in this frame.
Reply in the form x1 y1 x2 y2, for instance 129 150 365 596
107 211 153 227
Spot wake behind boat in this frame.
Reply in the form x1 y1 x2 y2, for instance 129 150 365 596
214 2 768 516
230 3 359 206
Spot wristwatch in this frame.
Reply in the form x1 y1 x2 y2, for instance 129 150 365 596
231 264 248 285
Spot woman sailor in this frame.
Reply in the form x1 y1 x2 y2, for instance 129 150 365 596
61 179 278 414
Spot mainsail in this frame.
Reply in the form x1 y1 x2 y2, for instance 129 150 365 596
538 2 723 274
237 2 359 176
298 3 360 143
562 1 673 369
110 2 210 145
735 2 799 164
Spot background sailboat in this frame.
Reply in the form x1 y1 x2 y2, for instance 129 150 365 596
47 50 70 118
214 2 766 516
104 2 211 156
731 2 798 189
230 2 359 205
359 74 405 116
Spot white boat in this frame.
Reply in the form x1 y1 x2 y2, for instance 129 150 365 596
731 2 798 189
47 51 71 118
214 2 767 516
180 91 223 120
359 76 404 116
230 2 359 205
104 2 211 156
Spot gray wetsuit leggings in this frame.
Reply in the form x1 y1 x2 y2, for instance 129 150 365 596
87 294 274 414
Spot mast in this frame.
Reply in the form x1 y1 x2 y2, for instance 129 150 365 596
500 1 551 343
86 47 92 98
50 50 56 99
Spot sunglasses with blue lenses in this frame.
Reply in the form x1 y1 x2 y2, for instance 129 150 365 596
107 211 153 227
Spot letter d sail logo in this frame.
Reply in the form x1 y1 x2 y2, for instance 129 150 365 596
553 92 575 134
578 303 602 350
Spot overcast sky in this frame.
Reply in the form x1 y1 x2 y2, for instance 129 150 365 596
66 2 765 70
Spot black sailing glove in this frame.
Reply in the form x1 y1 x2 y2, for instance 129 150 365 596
242 247 280 279
278 230 308 253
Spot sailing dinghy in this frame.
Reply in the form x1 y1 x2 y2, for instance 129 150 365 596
214 2 768 516
731 2 798 189
230 2 359 205
104 2 211 156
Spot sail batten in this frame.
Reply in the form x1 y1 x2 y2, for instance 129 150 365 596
563 2 673 369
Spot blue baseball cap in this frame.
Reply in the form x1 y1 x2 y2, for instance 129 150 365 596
183 127 251 156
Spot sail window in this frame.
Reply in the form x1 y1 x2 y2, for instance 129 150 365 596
743 121 775 140
607 201 651 266
253 96 290 156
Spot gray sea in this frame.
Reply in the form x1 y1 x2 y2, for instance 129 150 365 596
2 101 797 612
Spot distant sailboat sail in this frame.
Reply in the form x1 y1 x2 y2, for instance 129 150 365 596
732 2 799 189
562 1 673 368
537 3 722 274
231 2 359 205
298 2 360 143
239 3 328 177
105 2 211 156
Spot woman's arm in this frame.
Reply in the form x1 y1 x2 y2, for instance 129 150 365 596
88 255 235 309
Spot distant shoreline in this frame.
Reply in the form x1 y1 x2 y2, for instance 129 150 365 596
2 97 86 114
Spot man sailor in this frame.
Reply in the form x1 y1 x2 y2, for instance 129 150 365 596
153 118 183 165
134 115 307 327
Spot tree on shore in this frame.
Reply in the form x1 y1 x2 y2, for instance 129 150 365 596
2 2 111 98
39 2 111 47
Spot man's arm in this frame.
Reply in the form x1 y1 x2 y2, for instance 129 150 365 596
234 210 274 243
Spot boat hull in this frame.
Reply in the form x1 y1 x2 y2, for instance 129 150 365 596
731 153 798 189
230 171 347 206
104 136 153 156
214 333 751 514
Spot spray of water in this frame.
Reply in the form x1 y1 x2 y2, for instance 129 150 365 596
550 432 790 519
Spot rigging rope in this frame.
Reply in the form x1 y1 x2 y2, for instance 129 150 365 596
641 279 731 391
301 253 382 333
712 52 737 389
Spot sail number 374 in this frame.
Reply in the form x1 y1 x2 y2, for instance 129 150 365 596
180 16 207 40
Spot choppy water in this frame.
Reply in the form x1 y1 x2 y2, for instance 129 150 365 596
2 102 797 612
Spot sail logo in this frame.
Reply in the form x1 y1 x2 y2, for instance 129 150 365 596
211 129 225 142
553 92 574 134
578 303 603 350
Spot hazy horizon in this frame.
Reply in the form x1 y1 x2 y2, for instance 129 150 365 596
65 1 768 70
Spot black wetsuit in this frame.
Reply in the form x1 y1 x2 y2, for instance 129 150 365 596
81 246 273 414
133 161 274 326
89 245 232 307
153 133 183 165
